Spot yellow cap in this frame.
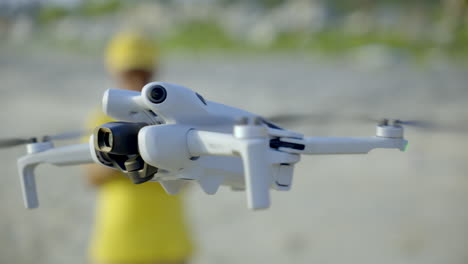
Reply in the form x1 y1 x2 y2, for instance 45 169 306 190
106 31 158 73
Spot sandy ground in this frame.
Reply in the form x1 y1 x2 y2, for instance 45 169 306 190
1 46 468 264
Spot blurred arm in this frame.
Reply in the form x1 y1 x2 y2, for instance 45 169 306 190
82 164 118 186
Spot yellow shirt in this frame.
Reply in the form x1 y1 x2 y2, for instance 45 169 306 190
86 111 193 263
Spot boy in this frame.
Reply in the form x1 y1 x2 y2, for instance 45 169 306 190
83 31 193 264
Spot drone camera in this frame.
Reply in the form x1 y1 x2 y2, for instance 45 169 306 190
93 122 157 184
96 127 113 152
94 122 147 155
147 84 167 104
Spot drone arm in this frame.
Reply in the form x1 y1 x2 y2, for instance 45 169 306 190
17 143 93 209
187 129 271 210
187 130 239 157
281 136 408 155
34 143 93 165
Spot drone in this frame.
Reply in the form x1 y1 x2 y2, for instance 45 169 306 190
6 82 412 210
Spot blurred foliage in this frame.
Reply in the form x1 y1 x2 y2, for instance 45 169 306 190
38 6 70 24
39 0 123 24
13 0 468 62
221 0 287 8
77 0 123 17
162 21 240 51
159 22 437 56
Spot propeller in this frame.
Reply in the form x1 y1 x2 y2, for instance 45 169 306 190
351 114 468 133
390 120 437 129
0 130 88 149
351 115 438 129
267 113 468 133
267 113 334 127
0 138 37 149
42 130 87 141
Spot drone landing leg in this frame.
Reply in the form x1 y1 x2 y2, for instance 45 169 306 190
17 143 93 209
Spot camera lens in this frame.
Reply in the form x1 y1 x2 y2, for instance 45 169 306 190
94 122 146 155
102 131 113 148
148 85 167 104
97 128 113 152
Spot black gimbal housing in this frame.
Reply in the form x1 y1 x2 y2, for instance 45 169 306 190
93 122 157 184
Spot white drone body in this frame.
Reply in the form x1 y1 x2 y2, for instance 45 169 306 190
17 82 408 210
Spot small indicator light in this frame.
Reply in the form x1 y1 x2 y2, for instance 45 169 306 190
403 142 409 152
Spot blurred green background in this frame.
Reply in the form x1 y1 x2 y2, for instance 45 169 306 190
2 0 468 61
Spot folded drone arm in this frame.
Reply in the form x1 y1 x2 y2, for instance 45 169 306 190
187 130 239 157
141 125 272 210
186 130 407 208
17 143 94 209
279 136 408 155
187 129 272 210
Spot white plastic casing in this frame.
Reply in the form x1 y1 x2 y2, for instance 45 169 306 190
26 142 54 154
140 83 210 124
376 125 404 138
103 89 157 124
138 124 193 171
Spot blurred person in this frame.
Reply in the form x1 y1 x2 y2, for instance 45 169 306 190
83 31 193 264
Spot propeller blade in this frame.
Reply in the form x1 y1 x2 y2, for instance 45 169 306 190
43 130 88 141
395 120 438 129
347 114 468 133
0 129 89 150
0 138 36 149
266 113 333 126
351 114 380 124
267 112 468 134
